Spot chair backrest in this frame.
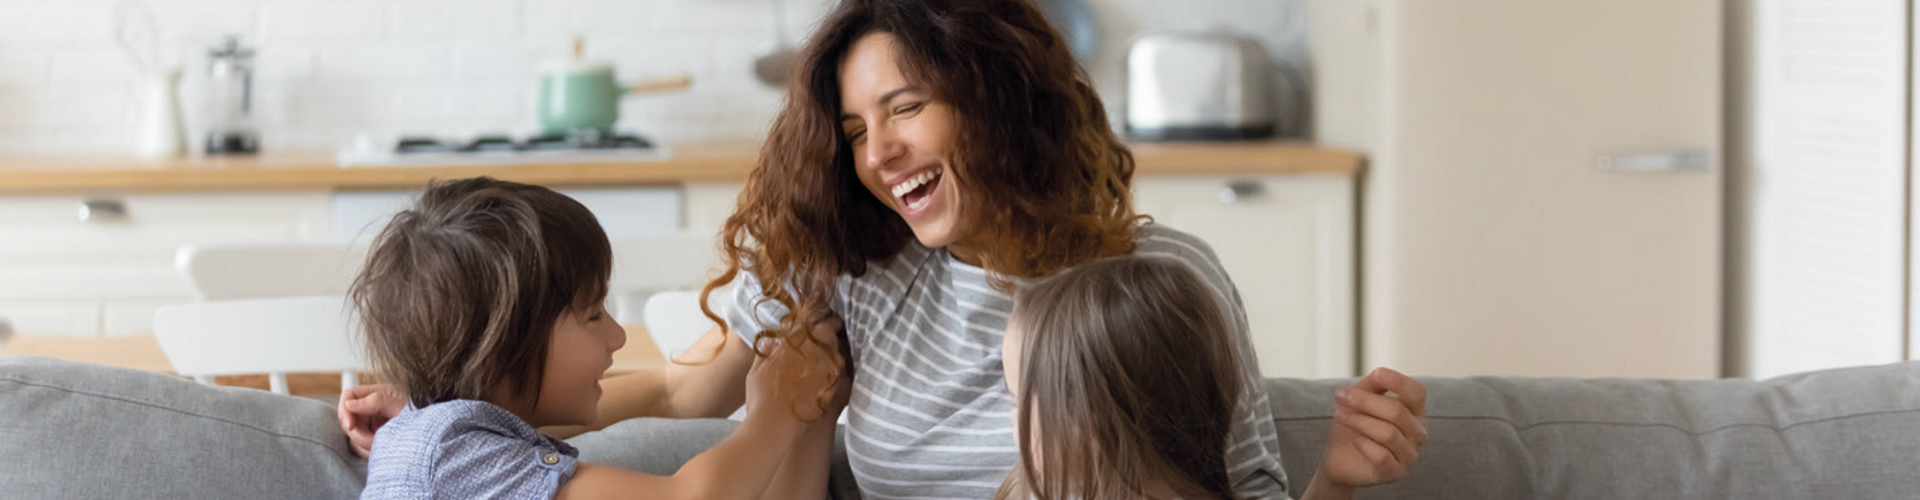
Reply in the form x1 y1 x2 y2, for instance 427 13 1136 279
610 235 718 293
152 296 366 394
607 234 721 324
641 289 733 359
176 243 366 301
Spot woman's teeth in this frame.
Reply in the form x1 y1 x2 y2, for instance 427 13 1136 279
891 167 944 200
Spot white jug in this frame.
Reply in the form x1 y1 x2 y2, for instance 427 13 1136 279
135 67 186 159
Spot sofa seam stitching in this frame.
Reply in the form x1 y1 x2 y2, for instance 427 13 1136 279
0 376 360 464
1276 409 1920 436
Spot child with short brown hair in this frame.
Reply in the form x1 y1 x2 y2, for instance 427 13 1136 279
352 177 840 500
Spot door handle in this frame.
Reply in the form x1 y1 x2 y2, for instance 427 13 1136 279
1597 148 1711 173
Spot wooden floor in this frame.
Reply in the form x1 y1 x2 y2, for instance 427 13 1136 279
2 324 668 397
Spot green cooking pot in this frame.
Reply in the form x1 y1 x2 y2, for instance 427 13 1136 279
538 60 690 136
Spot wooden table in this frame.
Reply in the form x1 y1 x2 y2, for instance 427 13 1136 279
1 324 668 396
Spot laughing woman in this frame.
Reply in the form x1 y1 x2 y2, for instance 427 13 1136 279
340 0 1427 498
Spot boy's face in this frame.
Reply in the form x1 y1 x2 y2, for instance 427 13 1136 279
529 300 626 427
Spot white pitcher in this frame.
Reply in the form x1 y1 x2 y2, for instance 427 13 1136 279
135 67 186 159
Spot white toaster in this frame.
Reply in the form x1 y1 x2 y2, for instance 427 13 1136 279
1125 32 1277 141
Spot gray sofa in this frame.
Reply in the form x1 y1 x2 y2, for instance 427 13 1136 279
3 355 1915 499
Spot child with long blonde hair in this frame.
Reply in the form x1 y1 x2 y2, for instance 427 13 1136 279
999 255 1423 500
997 255 1248 500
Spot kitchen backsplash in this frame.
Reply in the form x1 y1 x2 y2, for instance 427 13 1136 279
0 0 1305 154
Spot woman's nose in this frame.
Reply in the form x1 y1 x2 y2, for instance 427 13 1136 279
863 127 906 170
610 322 628 351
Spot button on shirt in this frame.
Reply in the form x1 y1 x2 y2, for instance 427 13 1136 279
361 399 579 500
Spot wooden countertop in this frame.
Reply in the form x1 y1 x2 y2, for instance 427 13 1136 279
0 140 1362 194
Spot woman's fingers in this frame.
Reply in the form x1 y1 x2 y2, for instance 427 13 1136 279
1338 387 1427 448
1353 367 1427 418
1335 406 1419 466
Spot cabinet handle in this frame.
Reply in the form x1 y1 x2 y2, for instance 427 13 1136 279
1218 180 1266 204
78 198 129 223
1597 148 1711 173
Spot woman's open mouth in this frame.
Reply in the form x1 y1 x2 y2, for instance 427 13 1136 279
890 166 945 213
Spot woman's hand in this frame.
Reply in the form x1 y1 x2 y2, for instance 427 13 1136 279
744 315 847 424
337 383 406 458
1317 367 1427 490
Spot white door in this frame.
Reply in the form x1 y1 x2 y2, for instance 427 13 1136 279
1315 0 1723 378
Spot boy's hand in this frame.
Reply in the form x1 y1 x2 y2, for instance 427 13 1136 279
745 315 846 423
337 383 406 458
1318 367 1427 488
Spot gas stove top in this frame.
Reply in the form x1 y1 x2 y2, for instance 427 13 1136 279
337 131 670 167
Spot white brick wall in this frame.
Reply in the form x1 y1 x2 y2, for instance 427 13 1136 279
0 0 1304 154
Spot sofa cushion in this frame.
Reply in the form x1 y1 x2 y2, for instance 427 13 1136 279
0 356 365 500
1264 362 1920 500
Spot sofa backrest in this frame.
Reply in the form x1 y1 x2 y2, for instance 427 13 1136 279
5 355 1917 500
0 356 365 500
1263 362 1920 500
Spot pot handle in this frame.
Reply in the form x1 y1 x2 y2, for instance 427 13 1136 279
625 75 693 95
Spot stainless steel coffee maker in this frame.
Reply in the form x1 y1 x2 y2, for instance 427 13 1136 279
204 35 259 155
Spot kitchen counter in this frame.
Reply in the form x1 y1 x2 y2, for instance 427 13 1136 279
0 140 1362 194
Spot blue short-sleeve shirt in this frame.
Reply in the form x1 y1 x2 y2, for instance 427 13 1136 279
361 399 579 500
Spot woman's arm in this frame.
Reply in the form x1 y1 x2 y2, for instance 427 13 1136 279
754 416 839 500
757 315 852 500
543 325 757 438
556 410 807 500
559 334 837 500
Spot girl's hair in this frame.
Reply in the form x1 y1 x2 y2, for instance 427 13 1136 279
999 255 1246 500
697 0 1143 404
351 177 613 410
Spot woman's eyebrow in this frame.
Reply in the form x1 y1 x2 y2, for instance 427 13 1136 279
840 87 919 121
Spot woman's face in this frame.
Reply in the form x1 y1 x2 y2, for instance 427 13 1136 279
839 32 971 251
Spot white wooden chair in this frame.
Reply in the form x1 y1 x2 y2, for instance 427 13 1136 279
175 243 366 301
163 234 718 394
172 243 368 393
152 296 365 395
641 289 732 359
608 235 720 321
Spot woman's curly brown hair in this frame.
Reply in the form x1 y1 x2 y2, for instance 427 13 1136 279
697 0 1142 406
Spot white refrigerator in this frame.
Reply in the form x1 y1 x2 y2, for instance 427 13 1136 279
1310 0 1724 378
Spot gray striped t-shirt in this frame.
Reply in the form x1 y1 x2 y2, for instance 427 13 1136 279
726 224 1288 500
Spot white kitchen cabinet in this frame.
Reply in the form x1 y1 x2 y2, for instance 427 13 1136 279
331 187 682 242
0 186 685 338
1133 174 1356 378
0 192 333 337
683 181 745 235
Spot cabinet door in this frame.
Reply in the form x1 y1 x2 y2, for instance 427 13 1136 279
0 192 334 301
1134 174 1356 378
1315 0 1722 379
